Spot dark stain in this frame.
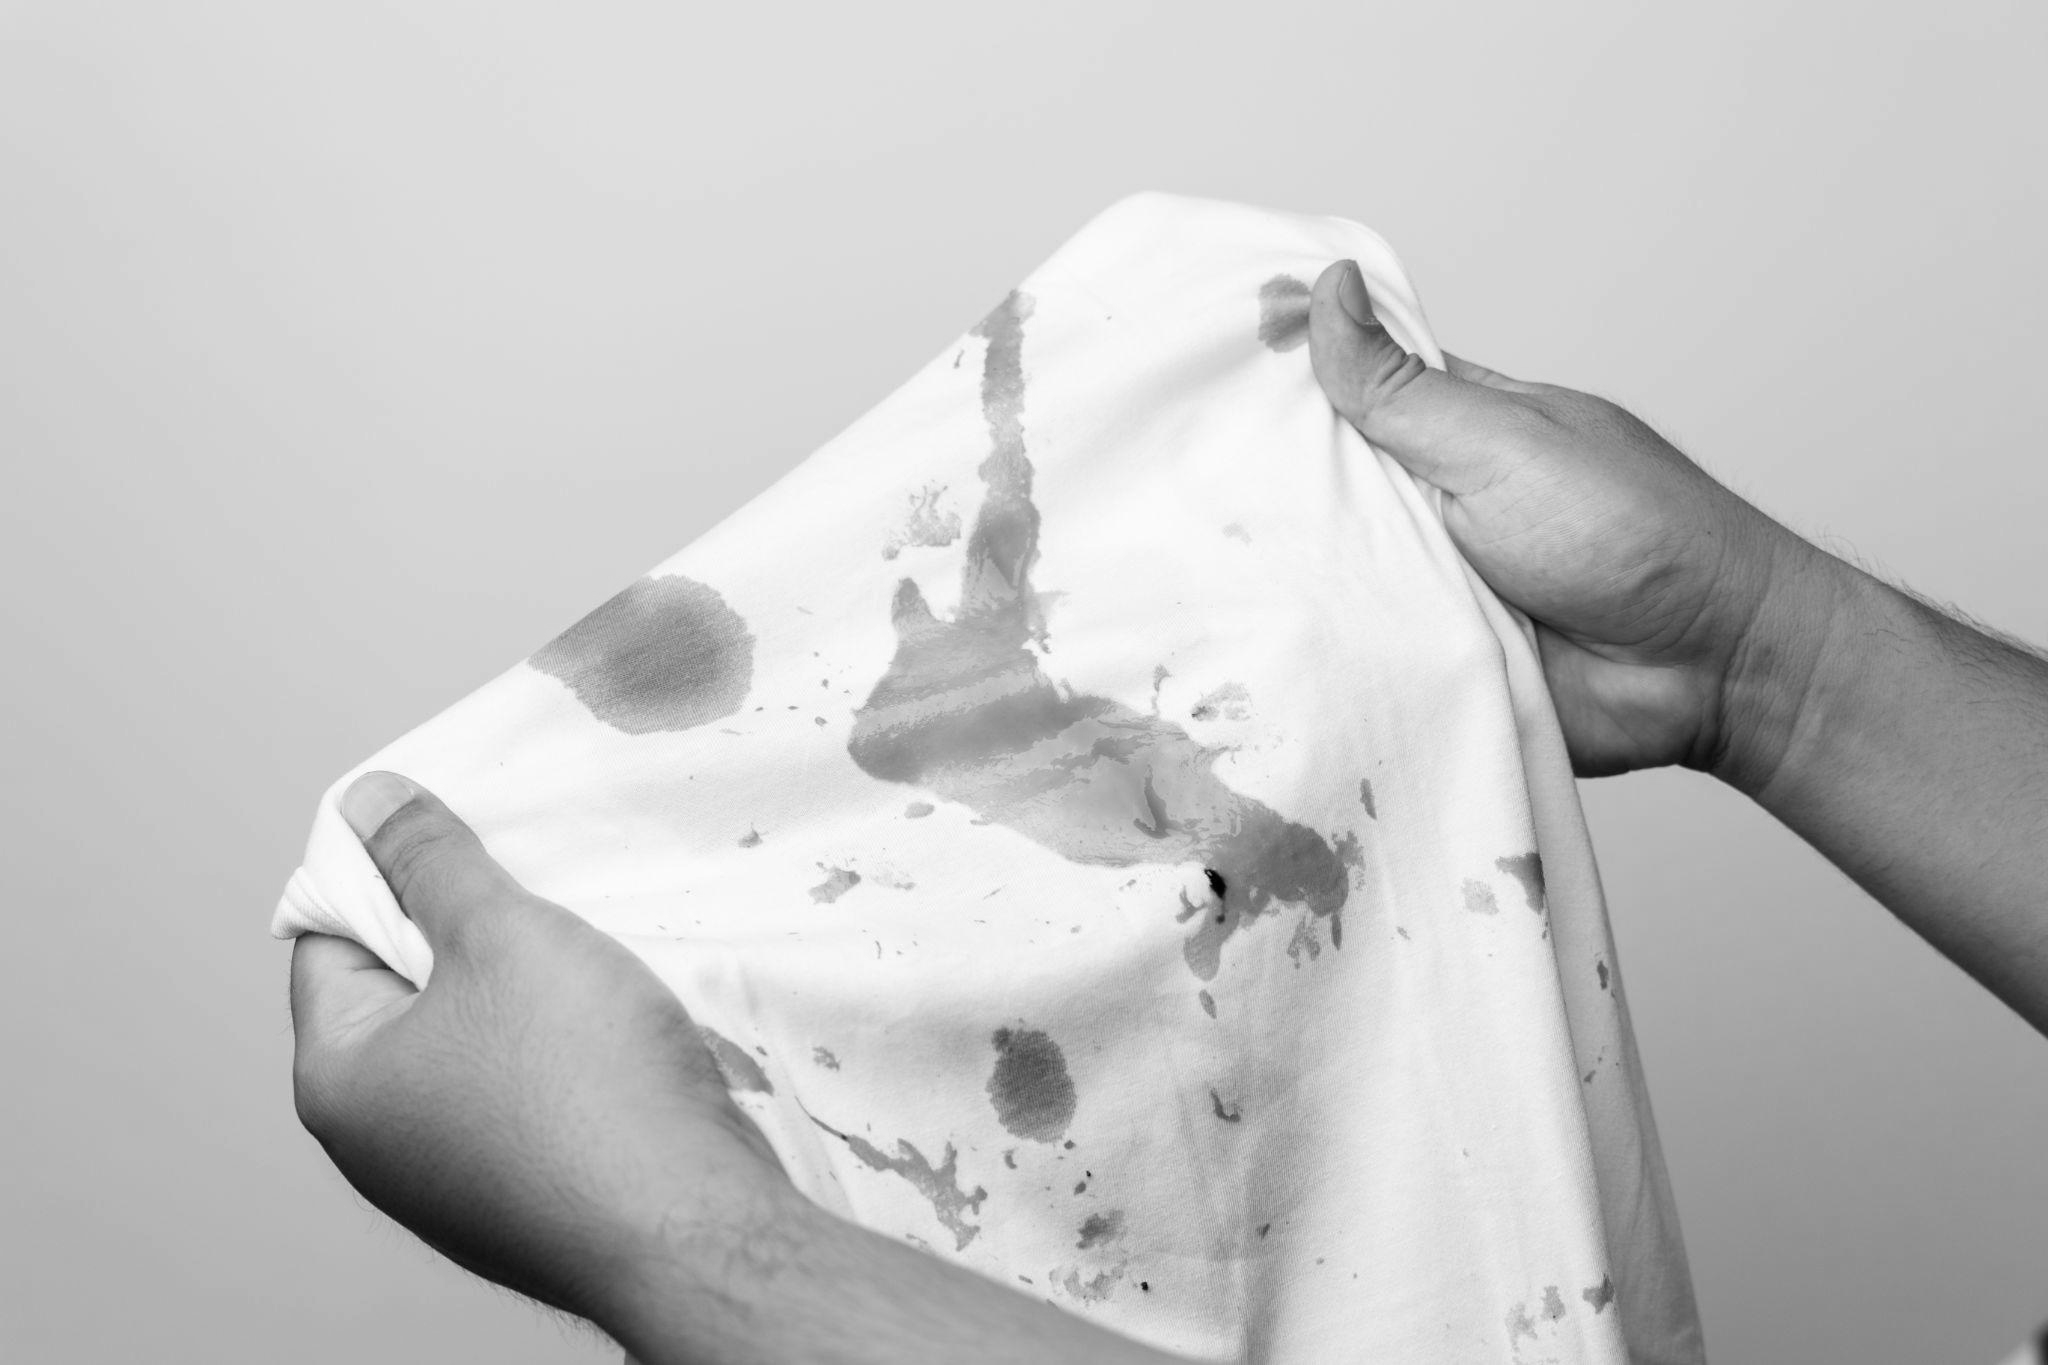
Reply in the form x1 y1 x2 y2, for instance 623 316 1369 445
808 1113 987 1251
1075 1209 1124 1249
1506 1302 1537 1343
811 1045 840 1070
1002 1149 1017 1169
1209 1088 1241 1123
1583 1275 1615 1313
1256 1222 1271 1238
1197 989 1216 1018
697 1025 772 1095
846 289 1358 981
808 867 862 903
904 801 936 819
1358 778 1377 819
530 574 753 734
1073 1180 1088 1194
1463 879 1499 915
1204 868 1227 898
1256 274 1312 352
1189 682 1250 722
986 1025 1077 1143
1495 852 1546 912
738 827 763 847
1541 1286 1566 1320
1286 915 1322 966
1596 957 1610 991
1054 1265 1122 1302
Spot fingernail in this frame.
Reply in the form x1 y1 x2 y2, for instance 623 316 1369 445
1337 261 1379 330
341 771 416 840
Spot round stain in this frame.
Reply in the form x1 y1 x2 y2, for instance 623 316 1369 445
986 1025 1077 1142
529 573 754 734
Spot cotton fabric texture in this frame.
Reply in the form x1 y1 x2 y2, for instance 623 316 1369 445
275 193 1705 1365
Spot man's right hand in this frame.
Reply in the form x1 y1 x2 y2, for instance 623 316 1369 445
1311 257 2048 1035
1308 259 1834 786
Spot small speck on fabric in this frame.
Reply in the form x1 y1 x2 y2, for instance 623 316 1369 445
809 867 862 903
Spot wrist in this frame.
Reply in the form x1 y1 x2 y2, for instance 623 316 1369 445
1705 529 1867 799
594 1180 823 1365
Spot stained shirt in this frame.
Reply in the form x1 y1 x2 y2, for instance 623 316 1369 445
275 192 1708 1365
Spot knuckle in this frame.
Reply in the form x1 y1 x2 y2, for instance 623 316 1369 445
375 815 465 907
291 1049 343 1139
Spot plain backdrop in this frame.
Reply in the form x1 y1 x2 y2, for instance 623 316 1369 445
3 2 2044 1361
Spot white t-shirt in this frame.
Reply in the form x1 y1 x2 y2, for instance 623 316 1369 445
275 192 1707 1365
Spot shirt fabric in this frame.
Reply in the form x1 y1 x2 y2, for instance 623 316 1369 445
275 192 1707 1365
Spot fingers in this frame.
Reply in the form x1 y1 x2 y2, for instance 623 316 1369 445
292 931 412 1033
339 771 529 963
289 933 412 1120
1309 260 1531 496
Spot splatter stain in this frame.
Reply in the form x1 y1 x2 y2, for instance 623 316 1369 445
697 1026 772 1095
987 1025 1077 1142
812 1045 840 1070
1256 1223 1271 1238
1076 1210 1124 1249
1541 1286 1566 1320
904 801 935 819
1197 989 1216 1018
1358 778 1377 819
1464 879 1500 915
882 482 963 560
738 827 763 848
1286 913 1322 966
1189 682 1251 722
808 1114 986 1251
530 575 753 734
1496 852 1546 913
1073 1180 1088 1195
846 289 1358 982
1596 957 1610 991
1209 1089 1241 1123
1583 1275 1615 1312
1506 1302 1537 1343
1256 274 1312 352
809 867 862 903
1053 1264 1124 1302
1221 522 1251 543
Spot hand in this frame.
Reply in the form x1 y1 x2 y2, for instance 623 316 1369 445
1309 260 1833 782
290 772 1195 1365
288 770 797 1334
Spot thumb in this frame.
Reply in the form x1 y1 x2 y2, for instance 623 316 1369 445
340 771 527 965
1308 259 1527 496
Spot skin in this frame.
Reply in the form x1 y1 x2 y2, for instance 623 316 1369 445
290 258 2048 1360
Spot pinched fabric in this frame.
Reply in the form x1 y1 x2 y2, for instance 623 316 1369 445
275 193 1707 1365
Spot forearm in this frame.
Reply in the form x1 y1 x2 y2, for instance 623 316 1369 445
1719 543 2048 1031
602 1190 1192 1365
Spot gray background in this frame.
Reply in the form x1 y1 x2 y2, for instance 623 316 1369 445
3 2 2043 1361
